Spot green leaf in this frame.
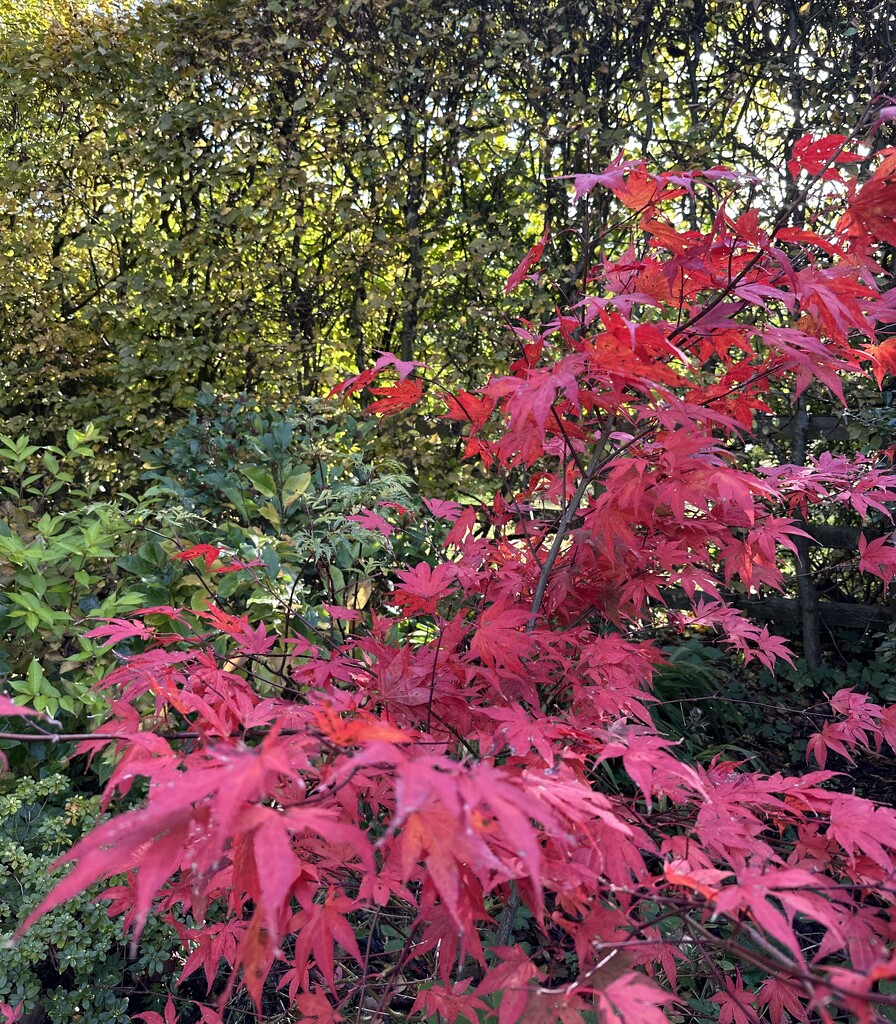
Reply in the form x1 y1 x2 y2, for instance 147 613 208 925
261 544 280 579
6 591 44 613
239 465 277 498
282 469 312 508
257 502 282 529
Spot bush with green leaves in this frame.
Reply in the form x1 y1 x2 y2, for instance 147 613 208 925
0 403 426 1023
0 771 179 1024
0 429 142 738
650 631 896 787
0 428 247 779
0 396 422 752
141 390 420 622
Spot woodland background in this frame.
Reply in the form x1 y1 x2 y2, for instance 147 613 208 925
2 1 896 1022
2 0 893 454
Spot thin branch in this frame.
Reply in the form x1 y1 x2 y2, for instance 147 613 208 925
528 414 617 629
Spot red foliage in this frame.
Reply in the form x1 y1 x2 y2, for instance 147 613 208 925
13 125 896 1024
171 544 224 571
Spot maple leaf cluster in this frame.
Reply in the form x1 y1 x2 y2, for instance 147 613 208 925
9 122 896 1024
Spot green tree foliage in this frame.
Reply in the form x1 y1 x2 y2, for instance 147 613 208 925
0 0 892 459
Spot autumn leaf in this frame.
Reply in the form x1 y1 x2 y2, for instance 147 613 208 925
597 974 677 1024
365 378 423 416
393 561 457 615
664 858 731 901
827 794 896 870
329 351 425 397
135 995 178 1024
171 544 223 571
346 507 395 537
865 336 896 386
441 390 495 430
469 601 533 668
849 149 896 246
505 227 549 295
787 133 861 180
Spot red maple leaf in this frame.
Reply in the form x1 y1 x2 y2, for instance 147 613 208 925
756 978 808 1024
347 507 394 537
469 601 533 668
83 618 154 647
290 991 342 1024
179 921 243 991
441 390 495 430
365 378 423 416
393 561 457 615
329 351 424 397
596 974 677 1024
475 946 544 1024
849 149 896 247
866 335 896 386
827 794 896 870
135 995 178 1024
170 544 223 571
787 133 861 181
321 603 363 621
505 227 549 295
709 972 759 1024
410 981 489 1024
289 890 364 992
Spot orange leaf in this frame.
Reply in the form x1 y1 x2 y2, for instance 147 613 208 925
866 336 896 386
664 859 730 901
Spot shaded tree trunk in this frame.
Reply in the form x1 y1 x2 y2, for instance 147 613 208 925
792 396 822 669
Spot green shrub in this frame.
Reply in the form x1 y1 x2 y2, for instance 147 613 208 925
0 772 178 1024
651 630 896 785
141 390 421 629
650 639 749 761
0 403 421 746
0 431 139 742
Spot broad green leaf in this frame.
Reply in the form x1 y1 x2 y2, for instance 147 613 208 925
282 470 312 508
240 465 278 498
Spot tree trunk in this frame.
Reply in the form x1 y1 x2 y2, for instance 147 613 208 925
792 396 822 669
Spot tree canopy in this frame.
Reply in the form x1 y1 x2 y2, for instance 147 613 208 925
0 0 893 457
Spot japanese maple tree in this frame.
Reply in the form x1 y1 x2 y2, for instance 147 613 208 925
7 117 896 1024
